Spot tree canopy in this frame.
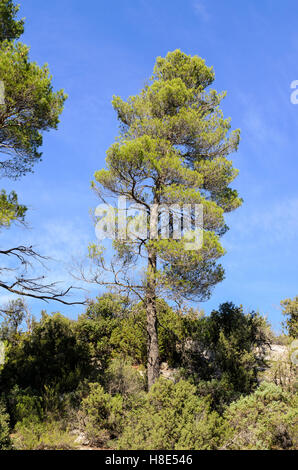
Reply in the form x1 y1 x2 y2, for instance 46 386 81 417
0 2 66 178
0 1 84 305
281 296 298 338
0 0 24 43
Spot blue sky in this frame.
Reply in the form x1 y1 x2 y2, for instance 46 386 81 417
2 0 298 332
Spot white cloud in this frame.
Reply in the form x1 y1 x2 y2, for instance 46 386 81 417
193 1 209 22
0 294 17 305
237 92 286 150
225 197 298 251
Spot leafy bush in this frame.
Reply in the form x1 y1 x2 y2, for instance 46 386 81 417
13 389 43 424
80 383 124 447
110 299 197 367
221 382 298 450
1 313 93 395
196 376 238 414
75 294 131 376
0 402 11 450
12 420 78 450
116 378 222 450
261 346 297 394
110 308 147 364
106 358 145 397
181 302 271 403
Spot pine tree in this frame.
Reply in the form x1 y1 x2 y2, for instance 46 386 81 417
90 50 242 388
0 1 82 305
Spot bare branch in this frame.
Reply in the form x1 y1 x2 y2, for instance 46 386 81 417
0 245 86 305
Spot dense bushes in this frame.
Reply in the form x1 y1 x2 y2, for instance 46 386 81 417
80 359 146 447
0 313 93 396
97 299 270 405
105 358 145 397
181 303 270 398
221 382 298 450
115 380 297 451
116 379 222 450
12 420 78 450
0 403 11 450
0 294 296 450
81 383 124 447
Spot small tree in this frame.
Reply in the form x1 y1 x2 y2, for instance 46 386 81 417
281 296 298 338
89 50 242 388
0 298 26 344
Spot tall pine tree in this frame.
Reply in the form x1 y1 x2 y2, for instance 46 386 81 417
90 50 242 388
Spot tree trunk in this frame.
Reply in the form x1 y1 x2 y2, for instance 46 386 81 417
146 249 160 389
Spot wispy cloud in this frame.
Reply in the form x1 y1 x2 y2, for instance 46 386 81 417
193 1 209 22
237 92 286 151
0 294 17 305
225 197 298 251
0 216 97 306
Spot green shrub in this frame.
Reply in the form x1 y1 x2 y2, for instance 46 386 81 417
6 385 44 426
76 294 127 374
281 296 298 338
15 393 44 423
1 313 93 395
0 402 11 450
181 303 271 403
221 382 298 450
109 300 195 367
196 376 239 414
12 420 78 450
106 358 145 397
81 383 124 447
110 314 147 365
5 385 44 427
116 378 222 450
